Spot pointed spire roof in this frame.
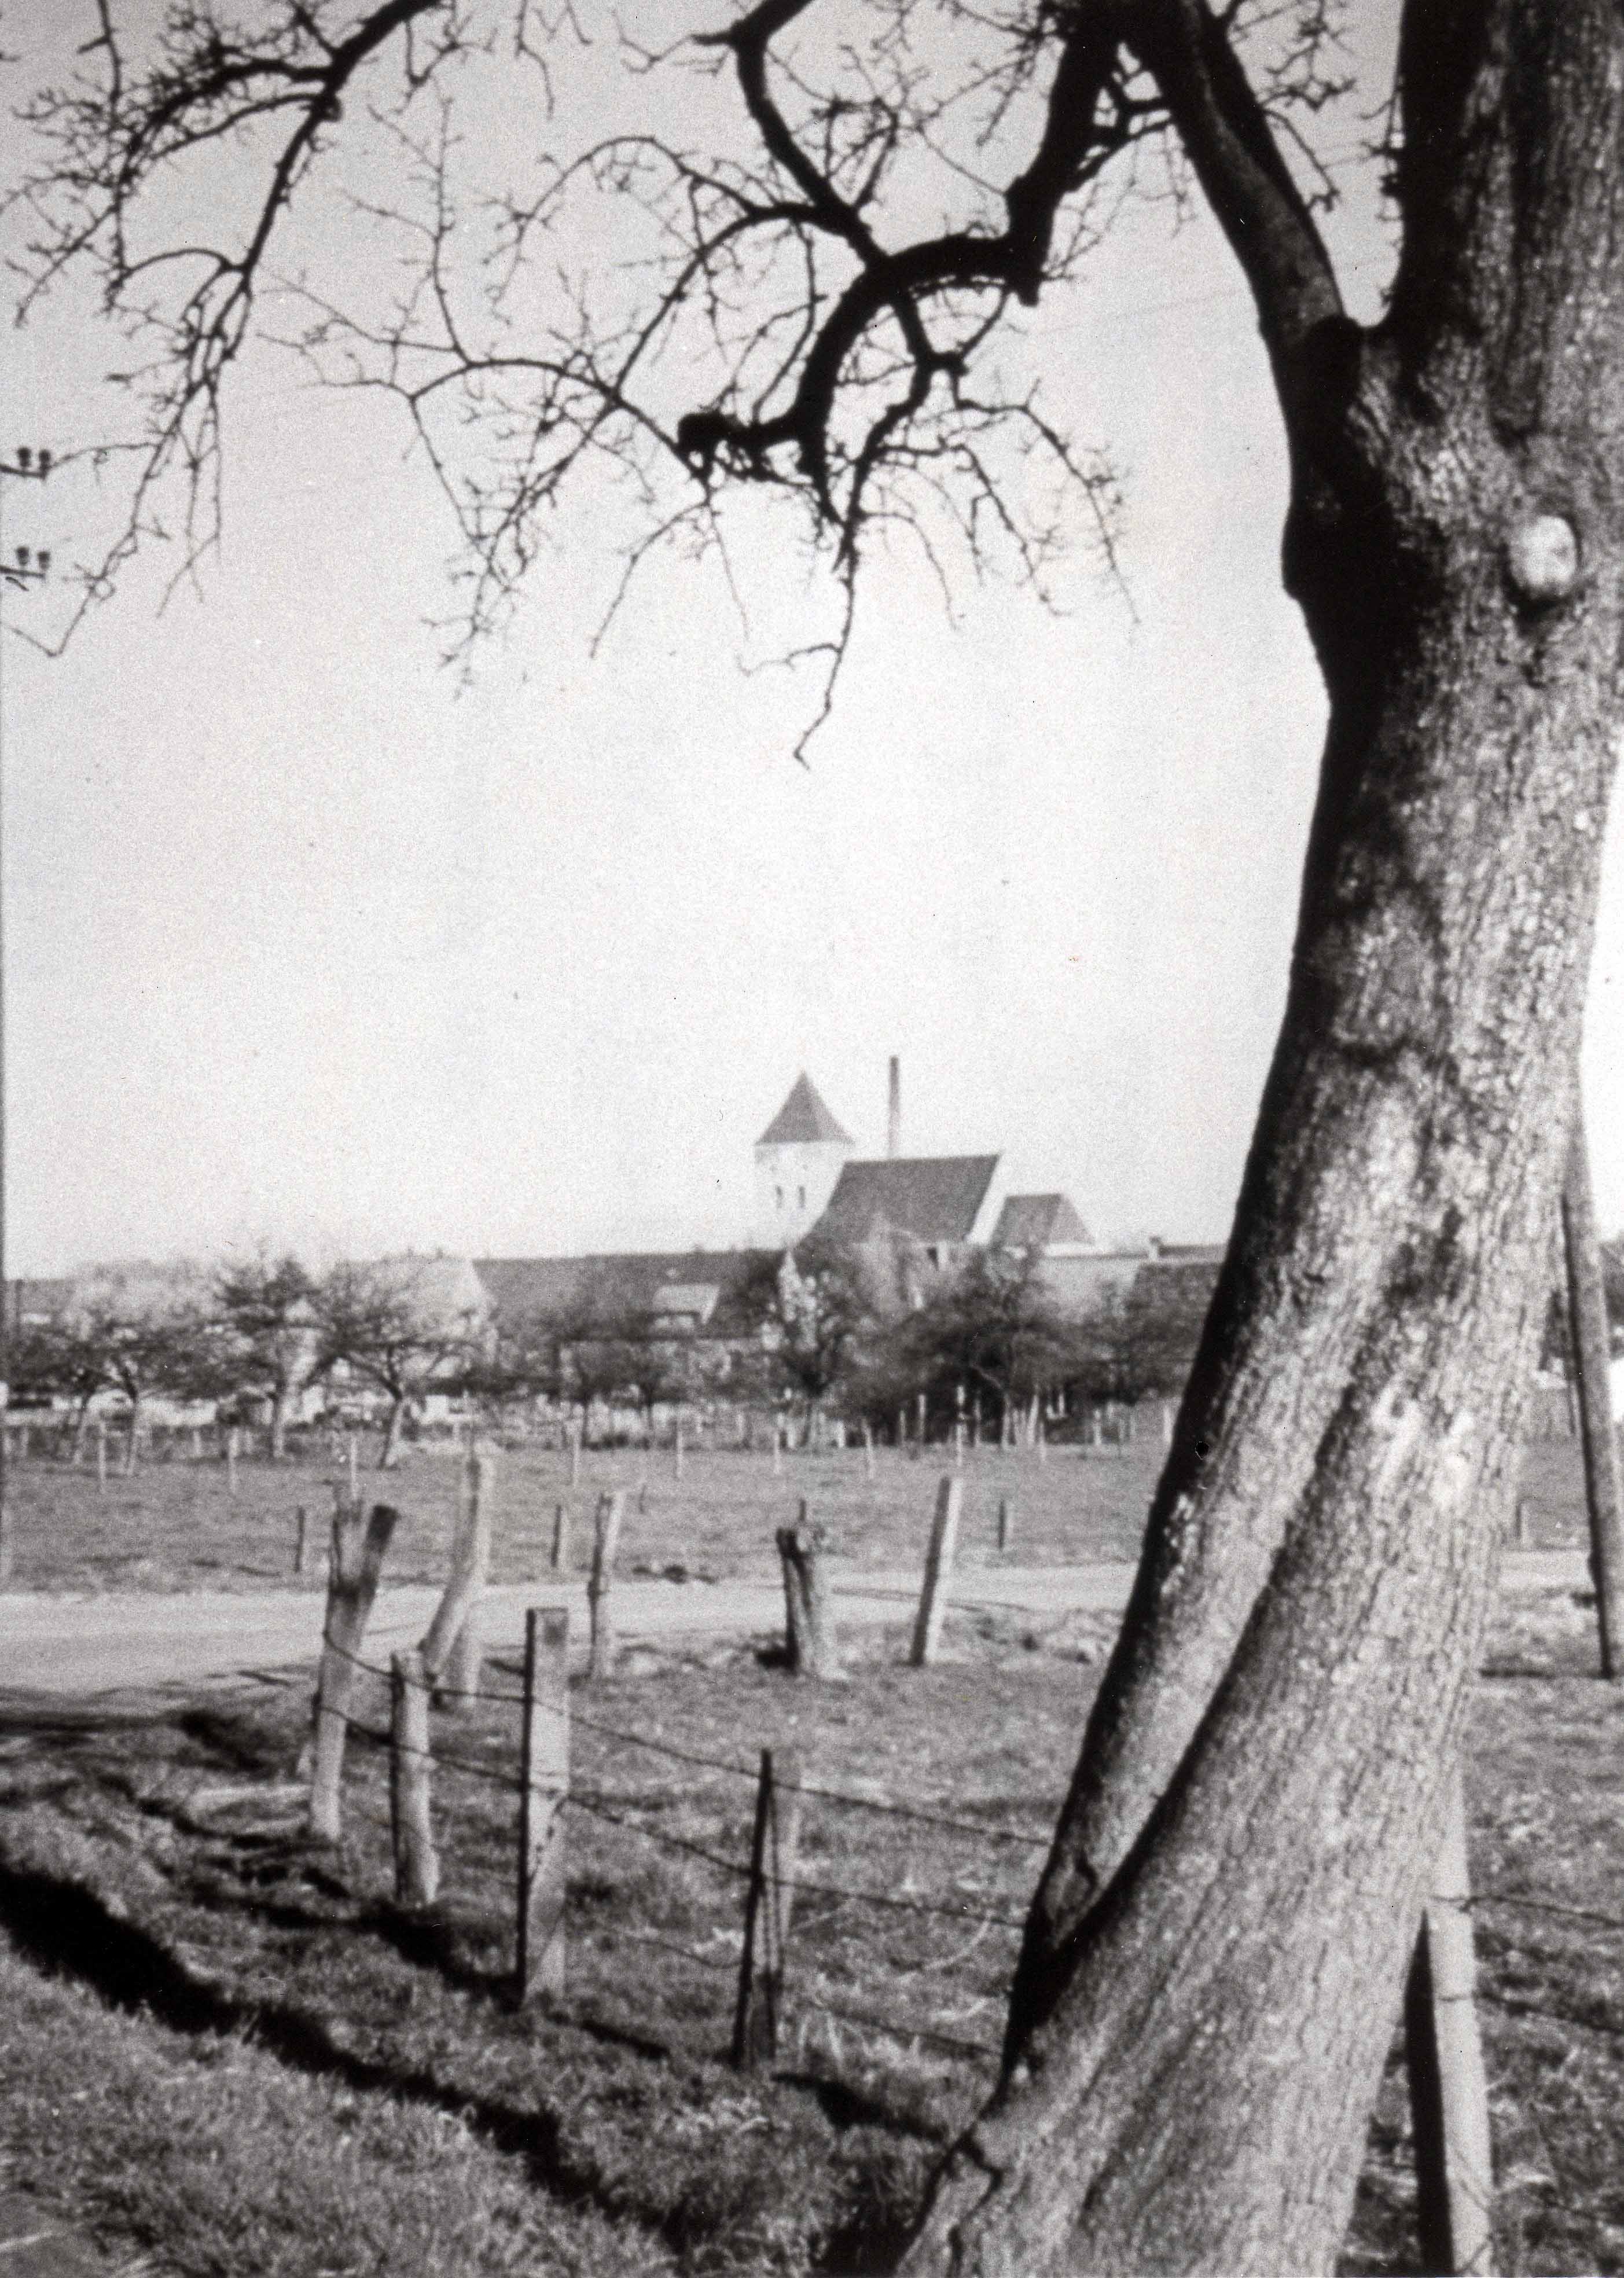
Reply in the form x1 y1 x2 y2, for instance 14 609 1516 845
757 1073 853 1147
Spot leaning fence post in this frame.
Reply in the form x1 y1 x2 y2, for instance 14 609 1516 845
587 1489 626 1681
1403 1766 1495 2277
732 1746 803 2070
308 1501 399 1842
910 1475 964 1668
418 1450 491 1706
517 1607 570 2000
390 1648 439 1907
776 1505 842 1679
440 1450 494 1707
1560 1112 1624 1678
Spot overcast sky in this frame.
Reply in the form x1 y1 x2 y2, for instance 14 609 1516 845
5 0 1624 1277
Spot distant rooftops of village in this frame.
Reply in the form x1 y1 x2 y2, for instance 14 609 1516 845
6 1068 1223 1333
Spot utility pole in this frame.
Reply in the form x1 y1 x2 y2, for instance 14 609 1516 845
1561 1109 1624 1677
0 445 54 1583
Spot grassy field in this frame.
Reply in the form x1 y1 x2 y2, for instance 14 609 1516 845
1 1427 1597 1595
3 1437 1163 1594
0 1586 1621 2275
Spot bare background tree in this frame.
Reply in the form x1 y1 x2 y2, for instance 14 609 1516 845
8 1 1624 2268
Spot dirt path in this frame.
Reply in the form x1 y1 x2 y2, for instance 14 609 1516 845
0 1551 1586 1697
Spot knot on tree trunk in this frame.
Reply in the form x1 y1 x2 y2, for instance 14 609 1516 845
1505 512 1579 604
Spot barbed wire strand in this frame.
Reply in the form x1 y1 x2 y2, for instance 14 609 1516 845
321 1634 1055 1846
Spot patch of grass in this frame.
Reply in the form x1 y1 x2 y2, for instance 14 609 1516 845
2 1437 1169 1595
0 1590 1619 2274
0 1622 1096 2275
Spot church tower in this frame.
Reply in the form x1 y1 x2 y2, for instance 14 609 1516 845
754 1074 853 1248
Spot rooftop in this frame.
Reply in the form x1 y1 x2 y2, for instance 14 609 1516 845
991 1193 1093 1251
757 1073 853 1148
811 1155 1001 1248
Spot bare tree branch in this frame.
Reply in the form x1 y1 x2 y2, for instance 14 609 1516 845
5 0 1355 741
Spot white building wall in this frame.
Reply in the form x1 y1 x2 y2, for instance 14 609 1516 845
754 1138 850 1248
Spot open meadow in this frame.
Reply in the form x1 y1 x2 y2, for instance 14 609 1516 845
0 1586 1619 2275
0 1430 1616 2274
0 1425 1599 1596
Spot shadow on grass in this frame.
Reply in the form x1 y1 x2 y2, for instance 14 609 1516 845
359 1899 526 2005
0 1855 928 2270
173 1705 292 1774
0 1855 629 2224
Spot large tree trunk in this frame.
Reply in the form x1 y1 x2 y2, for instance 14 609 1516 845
903 6 1624 2272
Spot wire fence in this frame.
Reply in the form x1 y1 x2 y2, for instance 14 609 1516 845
305 1620 1624 2084
307 1622 1051 2068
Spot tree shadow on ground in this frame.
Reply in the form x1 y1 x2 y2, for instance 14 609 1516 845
0 1854 927 2271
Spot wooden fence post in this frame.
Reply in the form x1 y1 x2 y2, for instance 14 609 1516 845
771 1425 784 1478
1560 1112 1624 1678
674 1419 685 1480
568 1416 581 1486
997 1496 1013 1555
226 1428 239 1497
293 1505 309 1577
550 1501 571 1572
308 1502 399 1842
587 1489 626 1681
347 1435 359 1503
1404 1768 1495 2277
776 1505 842 1679
732 1747 803 2070
390 1648 439 1907
910 1476 964 1668
422 1450 493 1708
517 1608 570 2000
95 1420 107 1492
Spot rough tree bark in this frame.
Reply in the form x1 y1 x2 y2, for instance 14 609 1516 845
902 3 1624 2270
